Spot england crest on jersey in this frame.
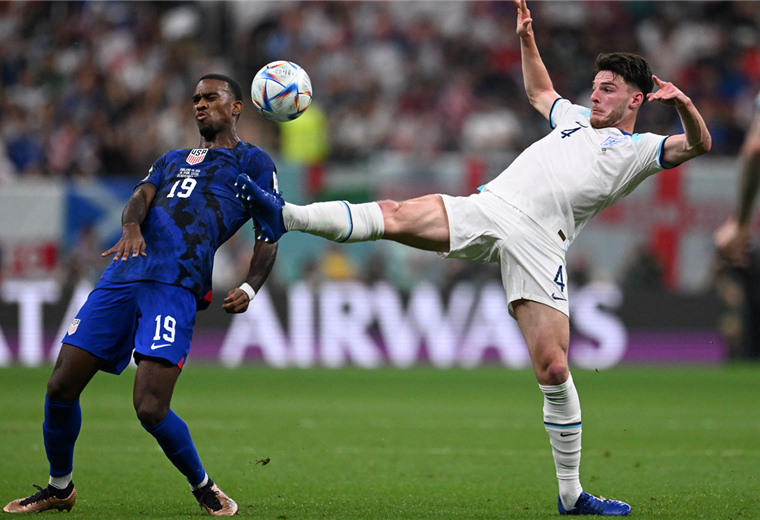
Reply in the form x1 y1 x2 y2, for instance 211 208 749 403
186 148 208 165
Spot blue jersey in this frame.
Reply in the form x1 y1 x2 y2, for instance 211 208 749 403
102 141 277 310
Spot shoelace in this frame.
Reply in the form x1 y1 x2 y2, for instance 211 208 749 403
20 485 49 506
197 487 223 512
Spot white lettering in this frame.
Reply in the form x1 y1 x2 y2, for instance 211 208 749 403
460 283 531 368
2 280 60 367
569 282 627 369
0 278 630 370
219 286 289 368
320 281 381 368
0 325 10 367
408 282 474 368
373 282 419 368
289 282 315 368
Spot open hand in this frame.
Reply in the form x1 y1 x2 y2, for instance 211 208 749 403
102 223 147 261
513 0 533 38
646 75 688 106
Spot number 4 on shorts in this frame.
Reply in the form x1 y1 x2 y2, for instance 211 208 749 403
554 265 565 293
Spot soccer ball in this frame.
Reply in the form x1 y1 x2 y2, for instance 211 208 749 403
250 61 312 123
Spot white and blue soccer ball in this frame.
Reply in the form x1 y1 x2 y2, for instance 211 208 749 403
250 61 312 123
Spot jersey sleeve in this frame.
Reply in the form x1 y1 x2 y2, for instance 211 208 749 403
632 132 670 174
244 148 279 195
550 99 591 129
138 154 168 189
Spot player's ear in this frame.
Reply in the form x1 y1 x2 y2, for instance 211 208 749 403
630 91 644 109
232 100 243 117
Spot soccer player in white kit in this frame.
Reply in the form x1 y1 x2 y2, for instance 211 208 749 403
237 0 711 516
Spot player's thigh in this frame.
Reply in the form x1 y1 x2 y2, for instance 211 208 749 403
379 194 450 251
62 279 140 375
47 344 103 401
133 281 196 369
513 299 570 385
133 357 182 426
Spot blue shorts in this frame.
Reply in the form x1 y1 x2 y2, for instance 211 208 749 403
63 279 196 374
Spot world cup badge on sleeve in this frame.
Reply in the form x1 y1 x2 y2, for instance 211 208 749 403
186 148 208 165
68 318 80 335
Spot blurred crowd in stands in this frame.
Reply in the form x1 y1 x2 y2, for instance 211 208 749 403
1 1 760 181
3 1 760 357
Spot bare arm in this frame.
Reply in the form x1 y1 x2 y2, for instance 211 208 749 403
222 238 278 314
102 183 157 261
514 0 560 121
736 114 760 225
714 111 760 262
648 75 711 167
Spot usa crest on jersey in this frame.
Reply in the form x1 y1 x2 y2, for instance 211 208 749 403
68 318 80 335
186 148 208 165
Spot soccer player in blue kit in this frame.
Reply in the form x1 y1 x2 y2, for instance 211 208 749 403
4 74 279 516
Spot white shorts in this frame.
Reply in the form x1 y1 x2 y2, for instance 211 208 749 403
439 190 569 318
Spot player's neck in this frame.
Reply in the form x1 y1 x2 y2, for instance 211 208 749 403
616 111 638 135
199 130 241 150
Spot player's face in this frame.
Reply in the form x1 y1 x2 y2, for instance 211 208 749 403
192 80 240 137
589 71 639 129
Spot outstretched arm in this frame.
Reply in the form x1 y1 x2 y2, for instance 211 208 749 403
102 183 156 261
222 238 278 314
514 0 560 120
649 75 711 166
714 110 760 262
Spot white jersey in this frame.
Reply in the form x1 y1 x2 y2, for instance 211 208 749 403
484 98 669 246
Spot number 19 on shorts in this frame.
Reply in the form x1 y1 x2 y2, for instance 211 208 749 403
151 315 176 349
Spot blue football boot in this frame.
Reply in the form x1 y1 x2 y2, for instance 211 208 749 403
234 173 286 243
558 492 631 516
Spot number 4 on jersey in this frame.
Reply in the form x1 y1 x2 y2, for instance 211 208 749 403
554 265 565 293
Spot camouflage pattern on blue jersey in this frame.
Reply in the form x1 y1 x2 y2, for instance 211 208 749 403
102 141 278 310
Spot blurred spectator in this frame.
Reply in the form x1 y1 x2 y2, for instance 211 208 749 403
622 244 665 292
1 0 759 182
320 243 358 280
62 224 103 289
5 0 760 297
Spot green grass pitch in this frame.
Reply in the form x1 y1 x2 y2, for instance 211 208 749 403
1 365 758 519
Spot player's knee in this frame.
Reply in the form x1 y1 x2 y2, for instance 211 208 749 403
46 376 78 402
542 360 570 386
134 400 169 429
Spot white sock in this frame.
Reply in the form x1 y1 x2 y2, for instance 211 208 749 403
190 473 209 491
49 473 72 490
540 374 583 511
283 201 384 243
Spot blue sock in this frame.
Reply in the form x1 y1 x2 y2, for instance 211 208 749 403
43 395 82 478
143 410 206 486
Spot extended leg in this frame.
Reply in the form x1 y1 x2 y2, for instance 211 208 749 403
234 173 450 250
285 194 451 251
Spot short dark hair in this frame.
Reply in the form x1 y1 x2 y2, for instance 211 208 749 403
593 53 654 95
198 73 243 102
